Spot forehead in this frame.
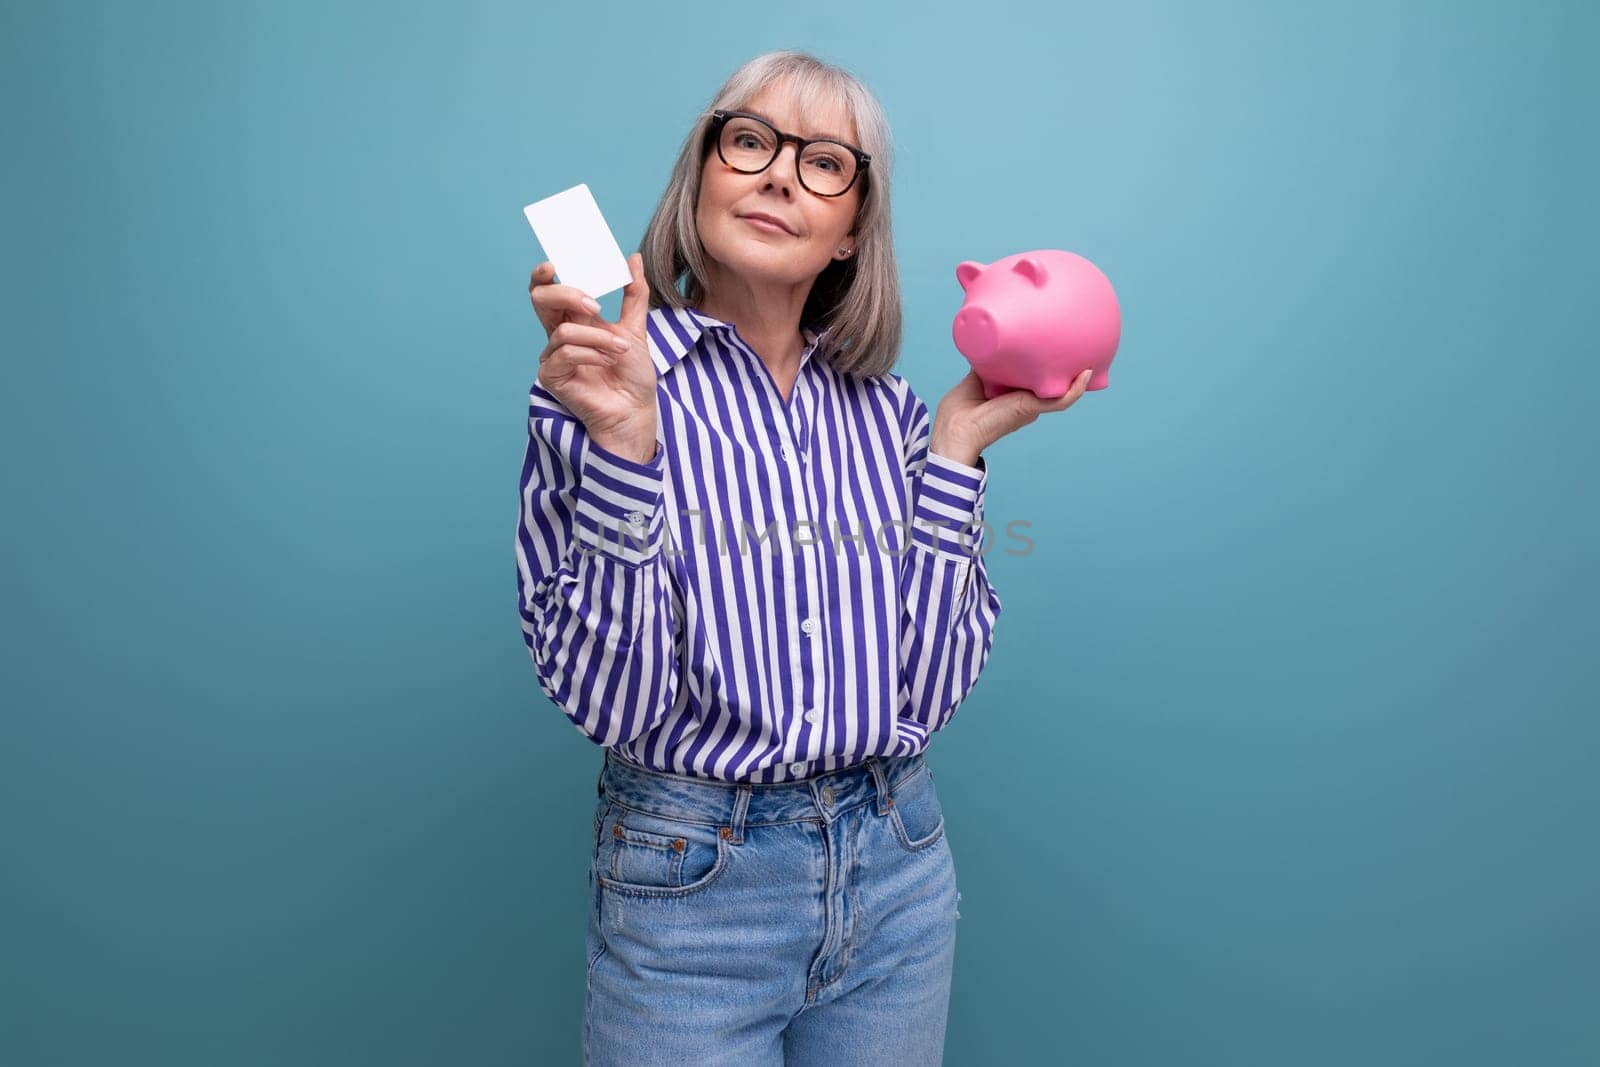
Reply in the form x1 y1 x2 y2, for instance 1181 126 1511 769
737 82 857 144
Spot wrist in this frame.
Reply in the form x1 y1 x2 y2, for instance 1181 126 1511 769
591 436 659 465
590 414 658 465
929 431 981 469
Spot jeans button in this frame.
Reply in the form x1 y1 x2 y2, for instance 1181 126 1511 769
821 786 835 805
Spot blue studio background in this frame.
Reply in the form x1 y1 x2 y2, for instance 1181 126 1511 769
3 0 1596 1063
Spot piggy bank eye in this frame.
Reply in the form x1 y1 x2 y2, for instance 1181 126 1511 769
1011 257 1049 288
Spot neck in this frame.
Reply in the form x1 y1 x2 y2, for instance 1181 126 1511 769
696 265 812 378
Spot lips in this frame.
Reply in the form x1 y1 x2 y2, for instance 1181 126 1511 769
740 212 796 235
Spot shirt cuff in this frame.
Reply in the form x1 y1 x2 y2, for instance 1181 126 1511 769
573 437 666 566
892 715 929 756
910 451 987 559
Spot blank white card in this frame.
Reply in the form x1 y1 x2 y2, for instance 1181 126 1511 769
521 183 633 300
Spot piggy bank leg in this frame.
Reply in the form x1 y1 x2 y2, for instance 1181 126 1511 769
1087 367 1110 391
981 377 1014 401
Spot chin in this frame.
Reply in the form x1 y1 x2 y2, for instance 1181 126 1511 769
711 239 815 282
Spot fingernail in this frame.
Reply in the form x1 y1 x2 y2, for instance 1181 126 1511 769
583 298 601 314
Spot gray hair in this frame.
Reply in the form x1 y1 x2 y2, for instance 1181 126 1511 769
638 50 902 378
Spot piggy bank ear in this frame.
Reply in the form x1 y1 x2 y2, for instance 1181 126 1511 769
1012 256 1049 288
955 260 985 291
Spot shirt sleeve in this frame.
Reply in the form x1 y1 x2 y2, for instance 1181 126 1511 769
892 383 1004 754
515 382 682 747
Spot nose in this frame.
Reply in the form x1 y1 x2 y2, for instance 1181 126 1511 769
952 306 997 363
764 143 801 189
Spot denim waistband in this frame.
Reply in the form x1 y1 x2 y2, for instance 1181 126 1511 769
598 749 928 839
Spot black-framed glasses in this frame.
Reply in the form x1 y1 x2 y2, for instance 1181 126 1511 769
706 109 870 198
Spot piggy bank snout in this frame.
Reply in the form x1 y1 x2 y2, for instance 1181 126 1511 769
952 306 997 363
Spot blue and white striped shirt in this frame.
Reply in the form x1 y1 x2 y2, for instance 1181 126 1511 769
515 303 1002 782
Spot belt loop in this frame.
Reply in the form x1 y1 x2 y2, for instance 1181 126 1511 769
868 757 893 816
725 783 751 845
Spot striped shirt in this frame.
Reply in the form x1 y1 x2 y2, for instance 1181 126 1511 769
515 303 1002 783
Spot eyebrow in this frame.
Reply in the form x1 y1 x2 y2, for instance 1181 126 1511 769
744 109 854 146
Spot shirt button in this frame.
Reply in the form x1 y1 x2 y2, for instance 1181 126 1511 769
800 618 817 635
804 709 821 725
626 510 646 526
780 445 791 459
790 761 806 777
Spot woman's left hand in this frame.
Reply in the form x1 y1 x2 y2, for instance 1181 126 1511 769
928 368 1094 467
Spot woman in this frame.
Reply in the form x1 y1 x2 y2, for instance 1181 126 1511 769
517 50 1090 1065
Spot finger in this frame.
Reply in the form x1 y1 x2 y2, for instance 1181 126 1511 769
953 368 986 398
527 262 559 326
530 279 600 317
528 262 565 336
987 383 1053 419
619 253 651 336
541 344 617 380
554 320 632 354
1025 369 1091 411
983 386 1060 435
532 280 606 334
1040 370 1092 411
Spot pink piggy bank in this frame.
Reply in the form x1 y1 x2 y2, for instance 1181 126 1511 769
951 249 1121 400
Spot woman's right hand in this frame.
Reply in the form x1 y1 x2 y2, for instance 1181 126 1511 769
528 252 659 463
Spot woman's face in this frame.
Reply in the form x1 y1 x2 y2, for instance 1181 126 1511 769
695 85 863 294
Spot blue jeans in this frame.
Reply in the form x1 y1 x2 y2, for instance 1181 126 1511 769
584 748 961 1065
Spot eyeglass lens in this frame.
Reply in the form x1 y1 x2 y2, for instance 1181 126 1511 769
719 116 857 196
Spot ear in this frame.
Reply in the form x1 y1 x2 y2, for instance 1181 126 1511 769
1012 256 1049 288
956 260 985 291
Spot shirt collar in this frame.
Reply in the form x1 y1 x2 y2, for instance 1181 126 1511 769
646 304 833 379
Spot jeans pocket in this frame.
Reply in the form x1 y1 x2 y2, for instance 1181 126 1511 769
888 765 946 852
596 803 731 898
